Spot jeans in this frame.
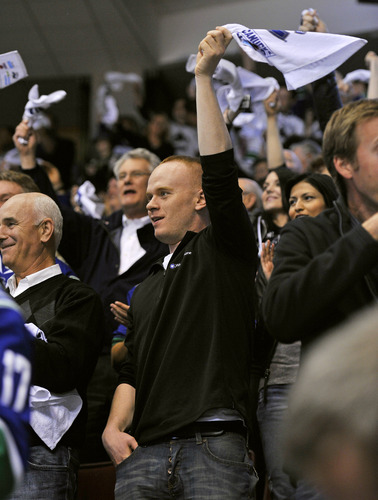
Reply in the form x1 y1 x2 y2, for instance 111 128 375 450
7 445 79 500
115 431 258 499
257 385 324 500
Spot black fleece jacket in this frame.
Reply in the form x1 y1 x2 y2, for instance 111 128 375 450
118 149 258 445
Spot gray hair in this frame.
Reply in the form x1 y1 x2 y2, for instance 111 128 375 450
113 148 161 179
283 305 378 482
32 194 63 250
239 177 263 209
290 139 322 157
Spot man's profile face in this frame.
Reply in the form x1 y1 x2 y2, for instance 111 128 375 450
146 160 201 249
351 117 378 211
0 181 24 208
117 158 151 219
0 196 42 275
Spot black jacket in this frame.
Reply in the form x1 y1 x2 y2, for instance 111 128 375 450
262 199 378 348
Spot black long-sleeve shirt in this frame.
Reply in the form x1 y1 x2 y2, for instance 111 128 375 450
118 149 258 444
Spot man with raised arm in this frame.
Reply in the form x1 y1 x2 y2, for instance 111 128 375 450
102 27 258 499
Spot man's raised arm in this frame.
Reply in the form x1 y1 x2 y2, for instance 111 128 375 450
195 27 233 155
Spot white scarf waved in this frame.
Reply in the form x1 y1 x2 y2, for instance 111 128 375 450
224 24 367 90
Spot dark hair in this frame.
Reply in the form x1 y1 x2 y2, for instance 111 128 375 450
0 170 40 193
285 173 339 209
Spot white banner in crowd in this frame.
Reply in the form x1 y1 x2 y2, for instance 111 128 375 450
224 24 367 90
186 54 279 113
0 51 28 89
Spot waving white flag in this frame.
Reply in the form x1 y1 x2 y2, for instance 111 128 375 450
224 24 367 90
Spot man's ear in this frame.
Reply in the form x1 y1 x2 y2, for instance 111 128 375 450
195 189 207 211
243 192 257 211
39 218 54 244
333 157 354 180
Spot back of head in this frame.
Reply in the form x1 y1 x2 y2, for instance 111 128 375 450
238 177 263 210
33 194 63 250
283 305 378 493
113 148 161 179
322 99 378 198
290 139 322 157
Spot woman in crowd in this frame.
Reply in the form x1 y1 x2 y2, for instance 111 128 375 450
257 171 338 499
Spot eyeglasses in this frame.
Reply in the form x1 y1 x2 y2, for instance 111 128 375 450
118 171 150 180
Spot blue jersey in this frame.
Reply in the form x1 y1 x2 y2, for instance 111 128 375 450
0 290 33 498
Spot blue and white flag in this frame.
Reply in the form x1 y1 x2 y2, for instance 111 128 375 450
224 24 367 90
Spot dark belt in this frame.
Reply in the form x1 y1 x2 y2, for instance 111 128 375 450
150 420 247 444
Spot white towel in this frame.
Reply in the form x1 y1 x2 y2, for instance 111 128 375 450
21 84 66 133
96 84 119 126
186 54 244 112
343 69 370 85
29 386 82 451
104 71 143 92
237 67 279 102
186 54 278 112
25 323 83 450
224 24 367 90
74 180 105 220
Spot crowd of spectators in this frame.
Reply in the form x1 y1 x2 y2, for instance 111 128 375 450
0 7 377 500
